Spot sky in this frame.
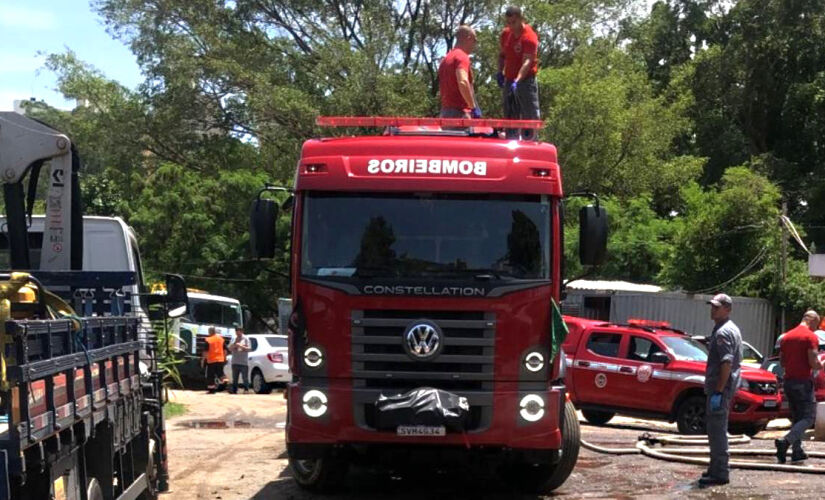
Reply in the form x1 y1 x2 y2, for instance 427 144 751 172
0 0 142 111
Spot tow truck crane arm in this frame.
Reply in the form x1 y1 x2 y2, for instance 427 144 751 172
0 111 82 271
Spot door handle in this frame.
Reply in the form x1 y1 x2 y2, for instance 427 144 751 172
619 366 633 374
577 361 590 367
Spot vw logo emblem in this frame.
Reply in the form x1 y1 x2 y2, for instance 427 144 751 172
403 321 443 361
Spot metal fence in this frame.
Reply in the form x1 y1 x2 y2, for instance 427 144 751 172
564 291 776 356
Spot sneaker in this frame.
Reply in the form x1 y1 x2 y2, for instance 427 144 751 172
791 449 808 463
775 439 789 464
698 476 729 487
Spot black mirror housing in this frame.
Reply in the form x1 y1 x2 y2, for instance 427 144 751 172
650 352 670 365
165 273 189 318
250 198 278 258
579 205 608 266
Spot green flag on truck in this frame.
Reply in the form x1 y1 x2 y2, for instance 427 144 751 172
551 299 568 361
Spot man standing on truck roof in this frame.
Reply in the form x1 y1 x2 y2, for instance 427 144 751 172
438 25 481 119
497 6 541 139
700 293 742 487
203 327 227 394
776 310 823 463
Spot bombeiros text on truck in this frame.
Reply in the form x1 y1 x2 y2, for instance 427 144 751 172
249 116 609 493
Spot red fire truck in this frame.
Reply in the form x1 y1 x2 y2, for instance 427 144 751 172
250 117 608 493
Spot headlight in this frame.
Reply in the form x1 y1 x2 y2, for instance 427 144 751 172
519 394 545 422
302 390 328 418
304 347 324 368
524 351 545 373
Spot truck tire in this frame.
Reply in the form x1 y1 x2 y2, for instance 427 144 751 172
87 478 104 500
288 453 348 492
676 395 706 434
252 369 271 394
581 409 614 426
503 400 580 494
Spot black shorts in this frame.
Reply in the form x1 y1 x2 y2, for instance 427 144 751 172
206 362 225 383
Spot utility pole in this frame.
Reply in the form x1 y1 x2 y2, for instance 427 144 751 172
780 200 788 330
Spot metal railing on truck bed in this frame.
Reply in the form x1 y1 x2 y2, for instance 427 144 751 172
0 272 164 500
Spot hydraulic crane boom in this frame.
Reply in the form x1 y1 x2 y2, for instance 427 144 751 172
0 112 82 271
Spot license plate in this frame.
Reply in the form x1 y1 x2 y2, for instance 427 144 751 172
763 400 778 408
397 425 446 436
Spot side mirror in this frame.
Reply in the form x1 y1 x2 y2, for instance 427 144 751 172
650 352 670 365
250 198 278 258
243 307 253 330
165 274 189 318
579 205 608 266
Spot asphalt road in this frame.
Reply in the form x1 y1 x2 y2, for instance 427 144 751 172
162 389 825 499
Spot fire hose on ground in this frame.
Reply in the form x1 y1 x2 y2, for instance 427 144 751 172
580 432 825 474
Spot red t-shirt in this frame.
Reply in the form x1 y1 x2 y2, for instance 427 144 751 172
438 48 473 111
499 24 539 81
780 324 819 381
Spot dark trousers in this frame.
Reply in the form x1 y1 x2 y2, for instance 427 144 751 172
706 391 732 480
502 75 540 139
232 364 250 393
206 361 225 390
783 379 816 451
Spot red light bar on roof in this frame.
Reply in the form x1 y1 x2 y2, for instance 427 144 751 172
316 116 545 130
628 318 672 328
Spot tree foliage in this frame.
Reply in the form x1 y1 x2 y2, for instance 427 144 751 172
23 0 825 321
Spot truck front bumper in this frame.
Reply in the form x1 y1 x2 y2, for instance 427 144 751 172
285 380 564 457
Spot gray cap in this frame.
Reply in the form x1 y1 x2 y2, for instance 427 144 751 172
707 293 732 307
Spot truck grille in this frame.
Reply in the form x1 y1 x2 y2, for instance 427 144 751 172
351 309 495 432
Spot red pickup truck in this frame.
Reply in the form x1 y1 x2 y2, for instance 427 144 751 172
562 317 782 435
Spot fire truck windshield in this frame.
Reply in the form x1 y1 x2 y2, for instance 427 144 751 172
301 192 550 280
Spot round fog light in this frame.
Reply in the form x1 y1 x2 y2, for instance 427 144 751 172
304 347 324 368
302 390 328 418
519 394 545 422
524 351 545 372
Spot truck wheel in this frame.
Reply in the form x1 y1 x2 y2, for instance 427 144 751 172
676 396 706 434
503 400 580 493
252 369 271 394
289 454 348 492
581 409 614 426
87 478 104 500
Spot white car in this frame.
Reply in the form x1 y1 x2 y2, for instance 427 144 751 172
224 334 290 393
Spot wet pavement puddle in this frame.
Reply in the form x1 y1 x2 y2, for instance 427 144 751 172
178 419 255 429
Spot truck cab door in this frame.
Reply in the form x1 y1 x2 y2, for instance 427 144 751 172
616 335 673 413
571 330 626 408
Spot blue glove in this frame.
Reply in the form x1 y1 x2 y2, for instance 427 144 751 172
471 107 482 119
495 72 505 88
509 80 519 94
709 392 722 412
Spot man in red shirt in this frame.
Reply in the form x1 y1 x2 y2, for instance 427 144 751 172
438 25 480 119
776 310 823 463
497 6 540 139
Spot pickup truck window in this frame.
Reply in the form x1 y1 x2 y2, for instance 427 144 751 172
587 332 622 358
662 336 708 361
627 336 664 362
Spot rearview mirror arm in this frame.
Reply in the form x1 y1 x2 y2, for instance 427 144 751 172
565 191 601 209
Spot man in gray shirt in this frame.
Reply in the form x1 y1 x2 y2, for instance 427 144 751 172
700 293 742 487
229 328 252 394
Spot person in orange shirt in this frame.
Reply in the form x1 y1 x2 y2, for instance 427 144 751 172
202 327 228 393
497 6 541 139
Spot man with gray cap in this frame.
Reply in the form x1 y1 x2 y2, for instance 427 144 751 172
700 293 742 487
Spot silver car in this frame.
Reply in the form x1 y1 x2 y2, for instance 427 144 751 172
224 334 290 393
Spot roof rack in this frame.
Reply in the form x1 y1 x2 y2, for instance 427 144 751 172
316 116 545 130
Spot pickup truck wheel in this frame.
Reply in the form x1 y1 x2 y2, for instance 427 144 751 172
289 453 348 492
502 400 580 493
252 369 271 394
676 396 706 435
581 409 614 426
